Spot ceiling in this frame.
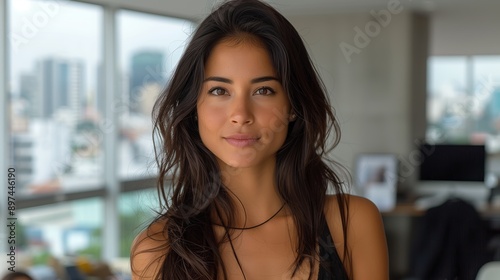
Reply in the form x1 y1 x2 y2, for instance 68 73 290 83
262 0 500 15
76 0 500 20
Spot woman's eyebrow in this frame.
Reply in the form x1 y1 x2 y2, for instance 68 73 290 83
251 76 279 83
203 76 279 84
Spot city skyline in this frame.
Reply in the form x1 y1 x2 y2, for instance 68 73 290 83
9 49 167 193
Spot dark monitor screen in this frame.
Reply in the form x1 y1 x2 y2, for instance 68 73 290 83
419 144 486 182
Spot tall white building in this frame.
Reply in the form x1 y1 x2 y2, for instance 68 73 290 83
11 120 71 192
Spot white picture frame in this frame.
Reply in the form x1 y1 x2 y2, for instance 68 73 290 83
355 154 398 211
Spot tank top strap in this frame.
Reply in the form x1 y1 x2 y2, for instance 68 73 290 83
317 213 349 280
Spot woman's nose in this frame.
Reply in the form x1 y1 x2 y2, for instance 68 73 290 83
229 94 254 125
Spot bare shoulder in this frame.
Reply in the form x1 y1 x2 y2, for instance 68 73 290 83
325 193 377 212
324 194 381 230
130 218 168 280
324 194 384 231
325 194 382 223
324 194 389 280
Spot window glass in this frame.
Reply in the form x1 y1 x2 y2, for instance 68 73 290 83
427 56 500 147
15 198 103 274
116 10 194 179
472 57 500 147
427 56 468 143
119 189 158 257
8 0 103 195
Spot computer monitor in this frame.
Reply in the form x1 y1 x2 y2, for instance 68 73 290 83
419 144 486 183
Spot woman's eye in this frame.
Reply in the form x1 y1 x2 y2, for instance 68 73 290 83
208 87 227 96
255 87 275 96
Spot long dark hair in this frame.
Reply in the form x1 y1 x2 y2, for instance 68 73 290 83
1 271 33 280
134 0 350 279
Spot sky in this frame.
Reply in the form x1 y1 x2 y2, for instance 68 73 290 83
8 0 195 95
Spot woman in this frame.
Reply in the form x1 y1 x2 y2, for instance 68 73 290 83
131 0 388 279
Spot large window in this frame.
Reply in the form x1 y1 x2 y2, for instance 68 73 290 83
116 10 193 179
2 0 194 275
9 0 103 195
427 56 500 150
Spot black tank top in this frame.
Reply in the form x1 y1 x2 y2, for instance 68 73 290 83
318 214 349 280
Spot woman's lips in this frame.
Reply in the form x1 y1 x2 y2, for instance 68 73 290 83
224 136 259 147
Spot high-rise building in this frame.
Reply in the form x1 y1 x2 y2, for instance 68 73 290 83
36 58 85 122
96 63 106 118
11 133 33 190
129 51 164 112
10 120 71 191
490 87 500 118
19 73 38 118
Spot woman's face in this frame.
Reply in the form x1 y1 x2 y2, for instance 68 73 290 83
196 38 291 169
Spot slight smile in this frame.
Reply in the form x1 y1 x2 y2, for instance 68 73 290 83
223 135 260 147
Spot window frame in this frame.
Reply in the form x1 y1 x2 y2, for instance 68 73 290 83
0 0 9 264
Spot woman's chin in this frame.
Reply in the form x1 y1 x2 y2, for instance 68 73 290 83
225 161 253 169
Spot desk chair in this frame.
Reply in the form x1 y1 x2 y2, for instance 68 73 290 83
476 261 500 280
64 265 86 280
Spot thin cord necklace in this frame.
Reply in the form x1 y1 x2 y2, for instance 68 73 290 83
215 202 286 230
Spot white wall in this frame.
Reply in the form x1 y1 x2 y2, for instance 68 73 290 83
289 12 428 176
431 7 500 55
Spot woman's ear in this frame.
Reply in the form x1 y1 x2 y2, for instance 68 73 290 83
289 112 296 122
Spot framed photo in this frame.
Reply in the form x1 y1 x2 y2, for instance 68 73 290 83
355 154 398 211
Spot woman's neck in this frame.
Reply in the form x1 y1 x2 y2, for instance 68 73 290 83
217 159 285 227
